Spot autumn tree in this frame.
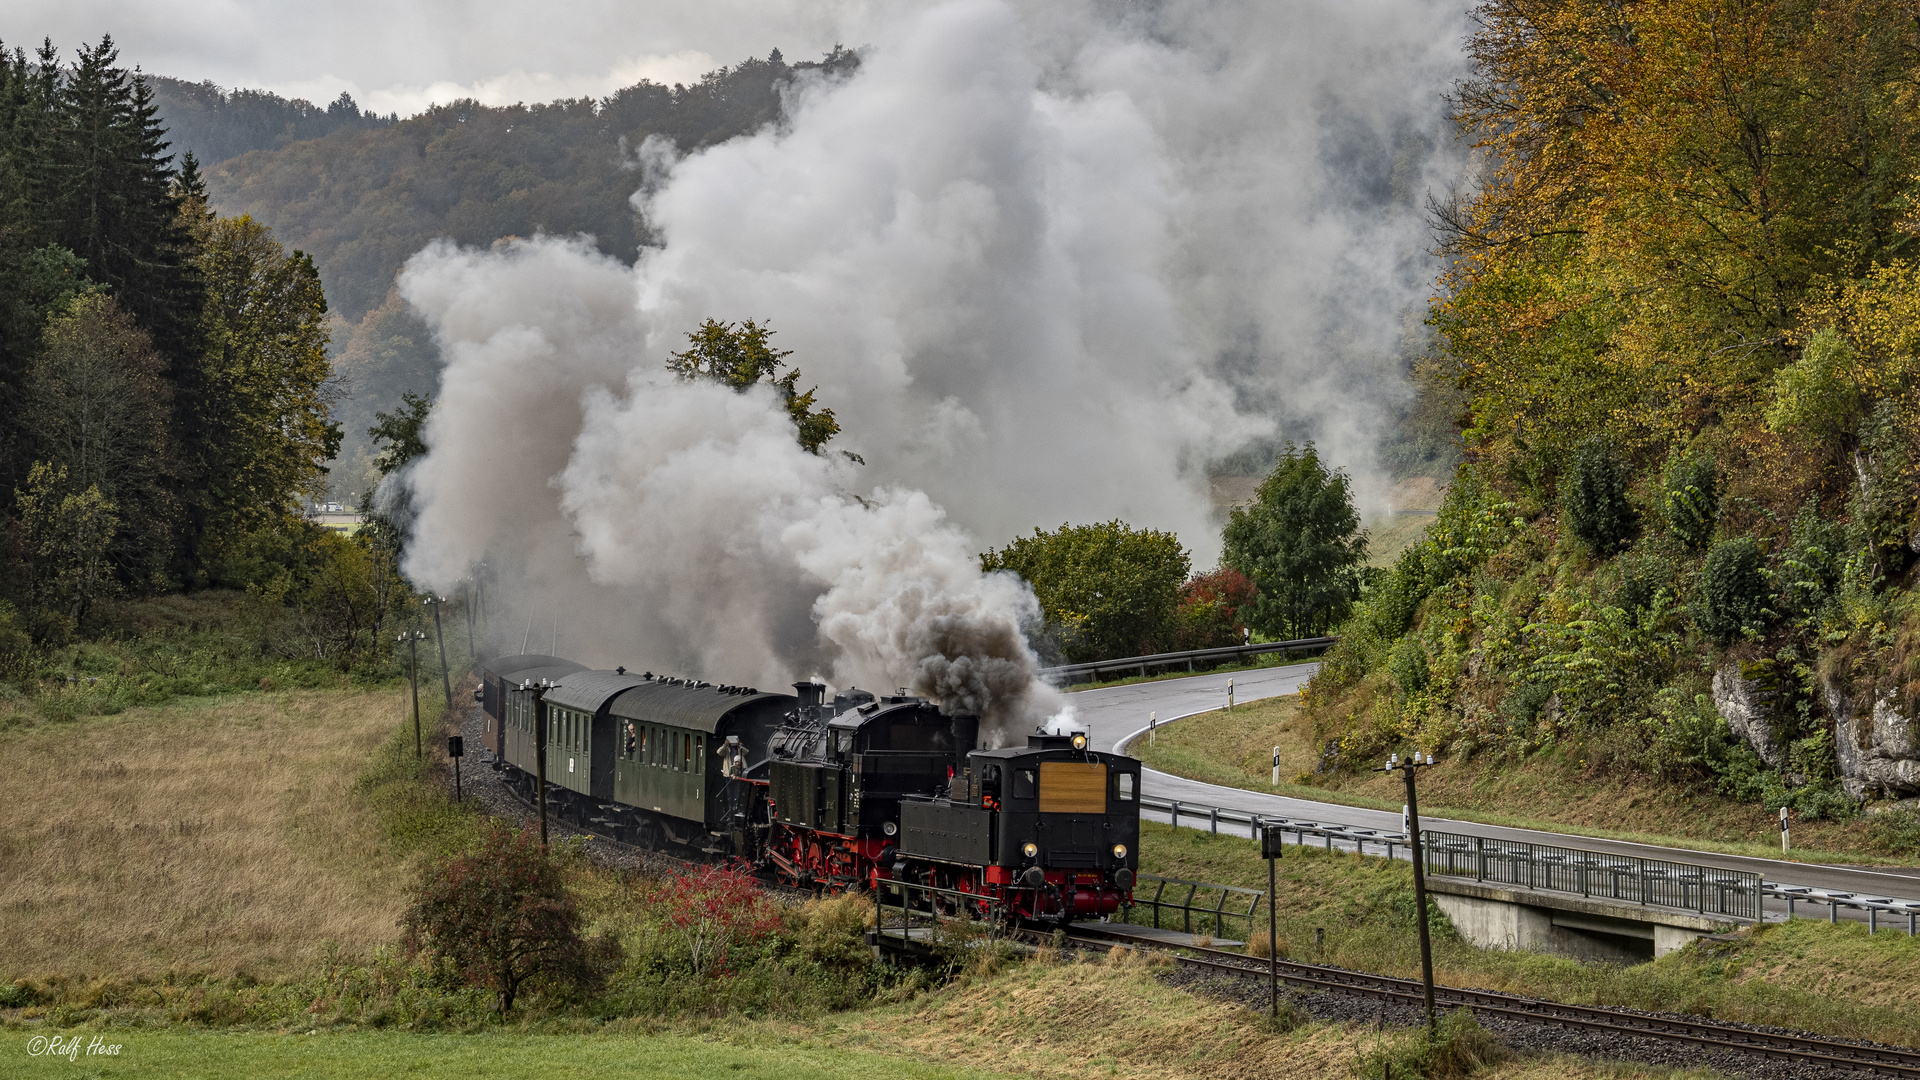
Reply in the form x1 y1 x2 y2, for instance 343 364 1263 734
15 463 118 632
981 521 1190 663
188 214 340 575
1222 444 1366 640
401 823 620 1014
669 318 845 455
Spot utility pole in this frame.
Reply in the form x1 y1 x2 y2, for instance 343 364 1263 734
522 679 554 847
463 579 475 655
1385 750 1438 1036
401 630 425 759
1261 818 1282 1020
424 595 453 708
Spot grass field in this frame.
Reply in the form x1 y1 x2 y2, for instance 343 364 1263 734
0 674 1879 1078
3 961 1714 1080
1134 695 1920 865
0 686 428 982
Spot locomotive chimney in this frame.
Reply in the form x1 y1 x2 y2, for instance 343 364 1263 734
793 681 826 711
950 713 980 753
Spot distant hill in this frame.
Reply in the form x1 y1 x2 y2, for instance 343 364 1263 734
150 48 857 502
147 76 397 168
187 48 855 323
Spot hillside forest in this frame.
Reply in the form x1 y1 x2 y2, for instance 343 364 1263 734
1303 0 1920 820
12 6 1920 831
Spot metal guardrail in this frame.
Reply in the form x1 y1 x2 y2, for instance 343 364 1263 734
1040 637 1336 686
1769 884 1920 933
1141 794 1418 859
1121 873 1265 940
1423 830 1761 921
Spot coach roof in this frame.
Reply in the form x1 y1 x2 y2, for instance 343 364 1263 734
608 681 792 734
543 670 651 714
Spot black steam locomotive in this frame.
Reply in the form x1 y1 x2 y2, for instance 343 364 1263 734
477 653 1139 922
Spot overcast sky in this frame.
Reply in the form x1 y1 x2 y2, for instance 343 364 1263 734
2 1 874 115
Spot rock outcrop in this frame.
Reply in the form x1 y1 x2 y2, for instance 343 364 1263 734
1824 679 1920 801
1711 661 1785 769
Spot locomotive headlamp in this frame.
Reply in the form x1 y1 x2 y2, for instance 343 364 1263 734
1071 734 1088 750
1022 842 1039 859
883 821 898 836
1112 844 1127 859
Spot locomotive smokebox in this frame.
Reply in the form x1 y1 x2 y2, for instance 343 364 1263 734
792 680 826 711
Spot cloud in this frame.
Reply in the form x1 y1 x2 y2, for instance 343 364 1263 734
387 0 1466 725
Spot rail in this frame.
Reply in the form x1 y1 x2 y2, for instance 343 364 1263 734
1423 830 1762 921
1039 637 1336 686
1119 873 1265 940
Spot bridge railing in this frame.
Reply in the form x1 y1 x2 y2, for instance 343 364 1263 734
1422 830 1762 921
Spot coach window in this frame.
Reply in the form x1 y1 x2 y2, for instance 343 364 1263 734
686 736 695 771
1115 772 1134 802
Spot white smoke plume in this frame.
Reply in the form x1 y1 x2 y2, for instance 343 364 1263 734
394 0 1466 736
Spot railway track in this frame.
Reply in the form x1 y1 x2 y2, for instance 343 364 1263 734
1069 925 1920 1078
485 747 1919 1077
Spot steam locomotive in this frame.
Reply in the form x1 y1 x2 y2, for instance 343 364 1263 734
476 653 1139 922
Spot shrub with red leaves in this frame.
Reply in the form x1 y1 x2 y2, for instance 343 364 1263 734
1171 567 1258 649
656 863 785 977
400 822 620 1013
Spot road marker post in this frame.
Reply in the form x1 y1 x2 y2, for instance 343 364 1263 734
1272 746 1281 788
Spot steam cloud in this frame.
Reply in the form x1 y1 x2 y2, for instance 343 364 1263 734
393 0 1466 739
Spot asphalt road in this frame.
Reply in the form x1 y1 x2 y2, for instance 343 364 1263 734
1070 665 1920 909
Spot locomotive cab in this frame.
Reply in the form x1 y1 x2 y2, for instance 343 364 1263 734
896 732 1141 921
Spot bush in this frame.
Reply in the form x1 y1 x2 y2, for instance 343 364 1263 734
400 822 620 1013
1358 1009 1508 1080
1562 434 1637 557
1388 636 1429 696
1169 567 1257 650
1777 499 1846 624
652 863 785 978
1696 536 1771 642
1663 452 1719 552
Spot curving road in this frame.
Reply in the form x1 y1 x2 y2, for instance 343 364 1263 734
1070 665 1920 910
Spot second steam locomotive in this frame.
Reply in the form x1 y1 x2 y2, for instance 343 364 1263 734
476 654 1139 922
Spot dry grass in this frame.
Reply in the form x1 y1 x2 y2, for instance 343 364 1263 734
829 956 1707 1080
0 687 417 981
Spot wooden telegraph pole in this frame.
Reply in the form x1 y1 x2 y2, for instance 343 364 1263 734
1385 750 1439 1035
1261 819 1282 1019
523 679 554 847
401 630 425 759
424 595 453 708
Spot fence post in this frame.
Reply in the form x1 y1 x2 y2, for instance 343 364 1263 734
1171 801 1180 829
1209 806 1219 835
1475 835 1484 882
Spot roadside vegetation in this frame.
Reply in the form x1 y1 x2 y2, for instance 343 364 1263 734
1138 697 1920 863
